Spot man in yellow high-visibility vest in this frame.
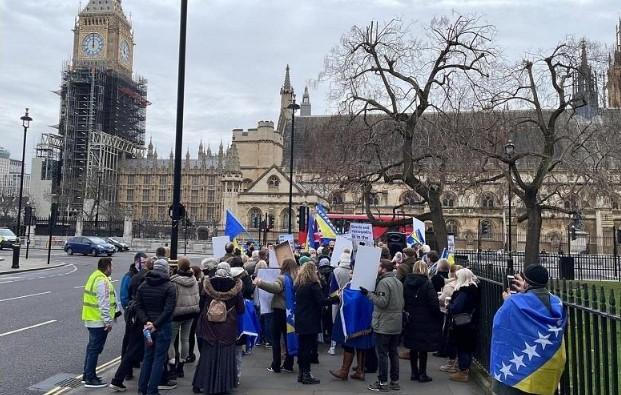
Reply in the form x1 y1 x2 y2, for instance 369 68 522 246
81 257 117 388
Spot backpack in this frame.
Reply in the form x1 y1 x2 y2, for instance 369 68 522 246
207 298 229 323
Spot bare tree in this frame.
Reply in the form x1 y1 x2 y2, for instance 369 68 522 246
319 16 496 250
460 39 621 264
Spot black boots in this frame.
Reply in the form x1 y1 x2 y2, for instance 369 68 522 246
412 351 432 383
301 371 320 385
176 361 185 378
409 355 419 381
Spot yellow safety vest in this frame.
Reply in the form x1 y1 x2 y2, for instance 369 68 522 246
82 270 117 322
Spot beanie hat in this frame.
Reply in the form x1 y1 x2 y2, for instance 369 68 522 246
524 264 549 287
299 256 311 265
338 250 352 268
319 257 331 267
380 259 395 272
153 259 169 273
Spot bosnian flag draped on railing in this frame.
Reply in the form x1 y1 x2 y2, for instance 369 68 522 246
283 273 298 356
490 290 567 395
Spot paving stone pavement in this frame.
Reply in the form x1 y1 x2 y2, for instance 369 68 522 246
61 345 485 395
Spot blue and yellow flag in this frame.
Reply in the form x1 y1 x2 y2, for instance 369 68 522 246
490 291 567 395
284 273 298 356
315 204 337 240
225 209 246 241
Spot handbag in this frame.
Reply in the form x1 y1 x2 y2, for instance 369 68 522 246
452 312 473 327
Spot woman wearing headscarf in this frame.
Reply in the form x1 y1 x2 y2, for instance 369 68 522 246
253 258 299 373
192 263 244 394
294 262 339 384
327 250 352 355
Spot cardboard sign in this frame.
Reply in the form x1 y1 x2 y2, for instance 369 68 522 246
351 245 382 292
256 268 280 314
268 245 279 268
274 240 295 267
278 234 295 245
349 223 374 246
330 235 353 267
212 236 230 259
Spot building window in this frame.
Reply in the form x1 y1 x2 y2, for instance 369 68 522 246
482 194 495 209
442 193 456 208
209 176 216 186
207 190 215 202
144 175 151 185
331 192 344 205
128 175 135 184
160 175 167 184
564 196 579 211
127 189 134 202
281 208 290 230
401 191 421 206
480 220 493 239
446 220 458 235
268 175 280 190
143 189 149 202
191 189 199 202
159 189 166 202
207 206 215 219
367 193 380 206
248 208 262 228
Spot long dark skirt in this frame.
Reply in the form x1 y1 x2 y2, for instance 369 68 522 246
192 341 237 394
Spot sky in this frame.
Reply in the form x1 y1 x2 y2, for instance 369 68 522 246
0 0 619 170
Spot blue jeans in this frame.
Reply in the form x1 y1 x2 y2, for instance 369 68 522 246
139 322 172 394
458 350 473 371
83 327 109 381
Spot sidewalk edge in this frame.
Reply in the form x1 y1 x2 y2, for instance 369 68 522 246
0 263 66 276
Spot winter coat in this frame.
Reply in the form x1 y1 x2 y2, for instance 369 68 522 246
170 269 200 321
294 282 338 335
403 273 443 351
318 265 334 297
129 269 148 301
449 283 480 352
135 270 177 329
438 279 457 307
197 277 244 346
368 272 404 335
257 275 286 310
119 271 133 310
396 257 417 282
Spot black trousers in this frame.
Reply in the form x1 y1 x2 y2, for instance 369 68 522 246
297 334 317 374
188 316 198 356
376 333 400 383
112 322 144 384
271 309 294 371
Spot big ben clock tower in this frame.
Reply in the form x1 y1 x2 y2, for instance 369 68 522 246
52 0 148 218
72 0 134 76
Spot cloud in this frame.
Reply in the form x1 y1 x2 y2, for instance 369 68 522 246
0 0 619 167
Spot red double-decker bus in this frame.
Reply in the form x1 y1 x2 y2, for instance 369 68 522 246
326 213 413 241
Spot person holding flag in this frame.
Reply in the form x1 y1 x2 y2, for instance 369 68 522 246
253 258 299 374
490 265 566 394
225 209 255 252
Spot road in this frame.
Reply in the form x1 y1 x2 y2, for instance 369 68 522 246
0 249 209 395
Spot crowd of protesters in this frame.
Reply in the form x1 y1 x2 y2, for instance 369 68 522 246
84 237 568 394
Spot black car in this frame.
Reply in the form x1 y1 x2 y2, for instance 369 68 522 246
106 237 130 252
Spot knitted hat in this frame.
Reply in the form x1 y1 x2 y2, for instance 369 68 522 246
524 265 549 287
215 262 232 278
200 257 219 272
379 259 395 272
319 257 331 267
338 250 352 268
299 256 311 265
153 259 169 273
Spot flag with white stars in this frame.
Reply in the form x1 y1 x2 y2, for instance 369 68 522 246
490 291 567 395
283 273 299 356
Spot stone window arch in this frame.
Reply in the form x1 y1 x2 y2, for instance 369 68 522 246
446 219 459 235
481 193 496 209
367 193 380 207
247 207 262 229
400 191 422 206
442 192 457 208
280 208 291 230
563 195 579 211
480 219 493 239
331 192 344 205
268 175 280 190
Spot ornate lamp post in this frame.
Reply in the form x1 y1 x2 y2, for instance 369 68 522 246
504 139 515 273
12 108 32 269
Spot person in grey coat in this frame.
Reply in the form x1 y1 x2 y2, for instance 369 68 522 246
360 259 404 392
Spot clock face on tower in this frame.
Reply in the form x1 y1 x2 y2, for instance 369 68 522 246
81 33 104 56
120 40 130 63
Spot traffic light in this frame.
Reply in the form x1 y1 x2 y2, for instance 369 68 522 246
252 216 260 228
268 214 275 230
298 206 307 231
480 221 490 235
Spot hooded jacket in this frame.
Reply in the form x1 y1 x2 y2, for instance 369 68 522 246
197 277 244 346
170 269 200 321
135 270 177 329
403 273 443 351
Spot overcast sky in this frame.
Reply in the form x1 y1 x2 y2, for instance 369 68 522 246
1 0 619 170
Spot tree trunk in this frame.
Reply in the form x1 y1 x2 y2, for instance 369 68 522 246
428 190 448 252
524 194 542 267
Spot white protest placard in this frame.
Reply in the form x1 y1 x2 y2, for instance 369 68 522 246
447 234 455 254
351 245 382 291
412 217 426 245
330 235 353 267
278 234 295 245
256 268 280 314
268 245 279 268
212 236 230 258
349 223 374 247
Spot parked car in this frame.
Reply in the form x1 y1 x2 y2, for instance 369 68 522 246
64 236 115 257
0 228 18 250
106 237 129 252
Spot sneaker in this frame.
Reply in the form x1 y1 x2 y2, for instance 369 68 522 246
267 367 280 373
328 346 336 355
109 382 127 392
368 381 390 392
81 375 103 384
84 378 107 388
440 361 458 373
185 354 196 363
389 381 400 391
158 380 177 390
265 342 272 349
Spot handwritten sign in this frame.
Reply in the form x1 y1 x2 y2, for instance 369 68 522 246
349 223 374 246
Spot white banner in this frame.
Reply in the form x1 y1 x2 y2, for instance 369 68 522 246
447 234 455 254
278 234 295 245
349 223 374 246
256 268 280 314
351 245 382 291
330 235 353 267
212 236 230 259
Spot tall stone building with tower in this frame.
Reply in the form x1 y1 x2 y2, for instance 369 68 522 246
609 20 621 108
41 0 148 218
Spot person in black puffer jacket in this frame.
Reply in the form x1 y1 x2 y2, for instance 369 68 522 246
403 261 443 383
135 259 177 394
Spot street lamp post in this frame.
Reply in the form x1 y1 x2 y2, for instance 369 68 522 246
286 100 300 235
170 0 188 260
12 108 32 269
95 170 103 234
504 139 515 273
